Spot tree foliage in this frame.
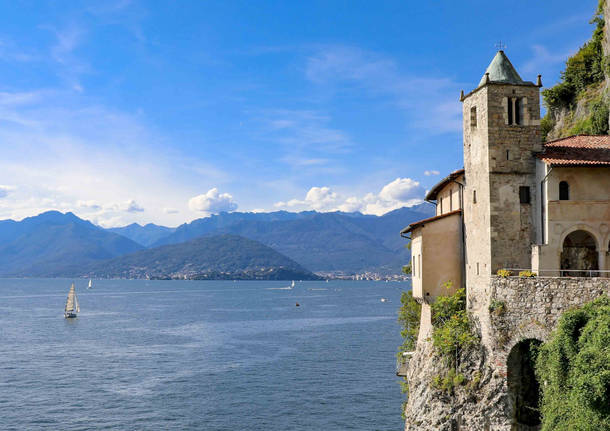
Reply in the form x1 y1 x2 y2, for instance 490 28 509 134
535 296 610 430
430 283 478 366
398 290 421 353
542 7 606 111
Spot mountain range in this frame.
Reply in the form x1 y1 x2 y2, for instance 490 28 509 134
115 205 432 274
0 211 143 277
0 205 433 278
84 234 319 280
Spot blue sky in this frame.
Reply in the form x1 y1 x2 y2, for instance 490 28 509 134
0 0 599 226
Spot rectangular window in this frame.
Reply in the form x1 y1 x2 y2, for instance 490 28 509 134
439 197 443 214
473 190 477 204
519 186 530 204
418 255 422 278
412 256 416 277
476 262 480 275
507 97 514 125
514 98 521 125
450 190 453 211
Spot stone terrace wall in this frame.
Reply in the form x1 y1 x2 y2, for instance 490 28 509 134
488 276 609 369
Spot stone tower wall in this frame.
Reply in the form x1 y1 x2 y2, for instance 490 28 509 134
486 84 542 274
462 87 492 314
462 83 542 315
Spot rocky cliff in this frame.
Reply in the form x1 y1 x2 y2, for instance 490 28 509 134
402 278 609 430
543 0 610 140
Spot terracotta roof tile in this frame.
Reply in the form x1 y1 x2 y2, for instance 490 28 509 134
538 135 610 166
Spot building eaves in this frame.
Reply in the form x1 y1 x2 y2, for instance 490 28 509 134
425 169 465 201
400 209 462 236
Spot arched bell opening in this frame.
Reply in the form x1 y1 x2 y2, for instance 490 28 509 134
507 339 543 430
560 230 599 277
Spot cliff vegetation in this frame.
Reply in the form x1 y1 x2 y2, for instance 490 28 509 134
535 295 610 430
542 0 610 140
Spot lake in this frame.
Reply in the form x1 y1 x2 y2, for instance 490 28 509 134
0 279 407 430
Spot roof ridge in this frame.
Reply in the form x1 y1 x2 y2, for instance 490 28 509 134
544 134 610 146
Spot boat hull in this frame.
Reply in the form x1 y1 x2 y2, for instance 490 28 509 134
64 312 77 319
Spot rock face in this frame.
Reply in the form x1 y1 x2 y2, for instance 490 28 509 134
545 2 610 140
402 277 610 430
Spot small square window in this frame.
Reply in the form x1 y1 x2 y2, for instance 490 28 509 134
519 186 530 204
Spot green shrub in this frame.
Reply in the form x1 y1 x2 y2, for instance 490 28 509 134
497 269 512 278
519 270 537 278
536 296 610 430
489 299 506 316
590 100 609 134
541 113 554 141
430 368 467 395
431 282 478 367
398 290 421 354
402 264 412 275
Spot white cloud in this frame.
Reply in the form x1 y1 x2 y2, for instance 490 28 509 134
424 170 440 176
163 207 179 214
0 185 16 198
77 199 102 210
274 177 424 216
0 86 229 226
189 188 238 214
305 186 339 210
124 199 144 213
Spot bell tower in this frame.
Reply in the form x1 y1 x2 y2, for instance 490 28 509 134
461 50 542 310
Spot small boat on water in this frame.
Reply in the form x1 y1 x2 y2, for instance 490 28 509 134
291 280 295 289
380 298 388 303
64 283 80 318
87 279 92 289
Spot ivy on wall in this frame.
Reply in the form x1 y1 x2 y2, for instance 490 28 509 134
535 295 610 430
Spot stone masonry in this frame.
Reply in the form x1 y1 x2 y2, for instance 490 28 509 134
403 277 609 431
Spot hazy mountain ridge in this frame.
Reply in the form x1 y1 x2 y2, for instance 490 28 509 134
83 234 319 280
0 205 433 277
144 205 433 274
0 211 144 277
107 223 176 247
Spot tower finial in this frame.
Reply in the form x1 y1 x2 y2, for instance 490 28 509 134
485 72 490 84
495 41 507 51
460 90 465 101
536 74 543 87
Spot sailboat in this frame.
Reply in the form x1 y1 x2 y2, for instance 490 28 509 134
64 283 80 318
291 280 295 289
87 279 92 289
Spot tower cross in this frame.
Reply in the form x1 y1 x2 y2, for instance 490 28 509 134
495 41 507 51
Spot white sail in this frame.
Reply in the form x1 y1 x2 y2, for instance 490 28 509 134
88 279 92 289
65 283 78 315
291 280 295 288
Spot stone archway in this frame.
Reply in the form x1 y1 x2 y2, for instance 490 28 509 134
560 230 598 277
507 339 542 430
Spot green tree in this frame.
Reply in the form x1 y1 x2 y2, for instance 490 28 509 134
430 282 478 368
536 296 610 430
398 290 421 353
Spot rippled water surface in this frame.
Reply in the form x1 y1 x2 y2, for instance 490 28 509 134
0 279 406 430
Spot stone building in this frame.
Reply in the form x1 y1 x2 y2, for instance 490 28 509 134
400 50 610 430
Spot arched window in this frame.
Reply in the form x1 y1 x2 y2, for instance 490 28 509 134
470 106 477 128
561 230 598 277
514 98 521 125
559 181 569 200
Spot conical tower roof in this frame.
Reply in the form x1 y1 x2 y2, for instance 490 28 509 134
478 50 525 87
